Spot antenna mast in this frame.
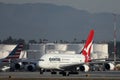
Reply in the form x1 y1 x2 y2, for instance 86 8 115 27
113 14 117 62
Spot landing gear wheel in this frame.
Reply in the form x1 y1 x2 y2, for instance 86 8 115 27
51 71 57 74
39 69 43 74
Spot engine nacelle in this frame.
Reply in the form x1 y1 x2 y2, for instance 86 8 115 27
79 64 89 72
104 63 115 70
14 62 23 70
25 64 36 71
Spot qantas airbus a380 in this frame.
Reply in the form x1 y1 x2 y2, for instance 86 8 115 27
37 29 95 76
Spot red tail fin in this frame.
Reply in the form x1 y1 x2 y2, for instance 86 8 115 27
81 29 94 62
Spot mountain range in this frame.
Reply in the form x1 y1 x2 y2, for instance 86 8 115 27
0 3 120 42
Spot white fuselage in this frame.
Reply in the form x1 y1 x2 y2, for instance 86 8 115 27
37 53 85 69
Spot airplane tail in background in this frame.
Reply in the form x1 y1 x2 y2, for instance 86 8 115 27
81 29 94 62
2 43 24 62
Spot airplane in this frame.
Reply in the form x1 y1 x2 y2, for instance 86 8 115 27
0 43 24 71
35 29 94 76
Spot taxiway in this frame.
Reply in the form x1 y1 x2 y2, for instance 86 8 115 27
0 71 120 79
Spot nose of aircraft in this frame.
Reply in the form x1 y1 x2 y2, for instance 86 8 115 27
36 61 41 68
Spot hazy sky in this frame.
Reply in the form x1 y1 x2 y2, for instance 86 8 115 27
0 0 120 14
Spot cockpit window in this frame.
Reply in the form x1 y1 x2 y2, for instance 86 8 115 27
39 59 44 61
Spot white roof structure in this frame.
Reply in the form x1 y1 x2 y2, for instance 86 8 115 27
28 43 108 59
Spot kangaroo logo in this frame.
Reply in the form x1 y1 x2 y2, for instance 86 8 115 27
81 29 94 62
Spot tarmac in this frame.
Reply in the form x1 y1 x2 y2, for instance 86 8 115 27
0 71 120 79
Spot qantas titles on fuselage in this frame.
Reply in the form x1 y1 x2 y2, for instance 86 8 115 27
49 57 61 62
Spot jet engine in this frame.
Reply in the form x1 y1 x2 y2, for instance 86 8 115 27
79 64 89 72
25 64 36 71
14 62 23 70
104 63 115 70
